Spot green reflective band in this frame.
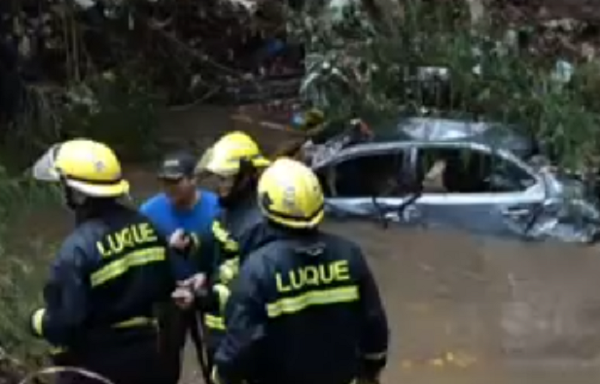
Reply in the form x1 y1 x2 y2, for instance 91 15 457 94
266 286 359 318
211 222 239 252
219 258 239 283
213 284 231 312
32 308 46 337
91 247 166 287
204 314 225 330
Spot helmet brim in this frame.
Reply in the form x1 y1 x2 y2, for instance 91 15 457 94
260 205 324 229
201 155 271 177
66 178 130 197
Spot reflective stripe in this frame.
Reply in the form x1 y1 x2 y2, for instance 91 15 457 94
50 346 66 355
213 284 231 312
218 258 239 283
204 314 225 330
266 286 359 318
90 247 166 287
211 367 222 384
32 308 46 336
211 222 239 252
211 367 252 384
112 316 157 329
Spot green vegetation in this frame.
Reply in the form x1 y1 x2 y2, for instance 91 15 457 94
0 171 60 376
296 0 600 169
4 67 163 171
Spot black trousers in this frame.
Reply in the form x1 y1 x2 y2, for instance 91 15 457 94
157 302 209 383
53 331 174 384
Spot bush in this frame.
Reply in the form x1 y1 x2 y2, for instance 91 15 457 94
294 0 600 169
3 66 163 172
60 68 164 163
0 168 61 378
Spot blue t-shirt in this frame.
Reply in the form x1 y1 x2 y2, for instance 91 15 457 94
140 189 220 280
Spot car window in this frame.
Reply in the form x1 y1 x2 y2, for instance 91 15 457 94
319 151 409 198
416 147 536 193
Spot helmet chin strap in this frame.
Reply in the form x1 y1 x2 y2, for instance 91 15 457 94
62 184 87 211
218 162 256 207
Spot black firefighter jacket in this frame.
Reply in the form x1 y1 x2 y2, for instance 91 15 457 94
202 193 277 335
31 202 176 351
213 225 389 384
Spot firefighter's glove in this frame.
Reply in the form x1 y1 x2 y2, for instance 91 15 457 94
29 308 46 338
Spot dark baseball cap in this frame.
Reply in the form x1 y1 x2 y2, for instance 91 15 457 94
157 151 197 180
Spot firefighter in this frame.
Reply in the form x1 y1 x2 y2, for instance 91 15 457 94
28 139 177 384
141 150 221 383
174 131 271 369
212 157 389 384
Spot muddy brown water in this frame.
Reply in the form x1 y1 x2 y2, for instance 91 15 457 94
13 105 600 383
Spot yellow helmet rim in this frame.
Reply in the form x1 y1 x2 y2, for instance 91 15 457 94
65 178 130 198
260 202 325 229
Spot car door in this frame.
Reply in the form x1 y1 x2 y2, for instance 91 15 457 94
411 143 548 238
313 143 418 221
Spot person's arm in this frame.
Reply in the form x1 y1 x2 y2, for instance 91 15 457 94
30 240 89 346
355 246 389 382
213 258 266 384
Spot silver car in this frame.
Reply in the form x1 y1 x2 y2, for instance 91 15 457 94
311 117 600 243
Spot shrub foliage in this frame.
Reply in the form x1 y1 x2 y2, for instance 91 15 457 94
296 0 600 169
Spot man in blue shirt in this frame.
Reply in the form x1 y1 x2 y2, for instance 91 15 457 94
140 150 220 384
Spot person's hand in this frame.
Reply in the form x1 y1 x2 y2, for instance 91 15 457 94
178 273 206 292
169 229 190 250
171 287 195 310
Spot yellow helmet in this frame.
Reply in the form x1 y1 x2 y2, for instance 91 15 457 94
32 139 129 197
257 157 324 229
199 131 270 177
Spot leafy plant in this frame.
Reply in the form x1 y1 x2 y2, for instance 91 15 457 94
294 0 600 169
0 168 61 374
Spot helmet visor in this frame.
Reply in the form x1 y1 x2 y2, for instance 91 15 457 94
31 143 62 182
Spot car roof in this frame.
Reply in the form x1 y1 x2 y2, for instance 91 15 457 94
372 117 538 158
